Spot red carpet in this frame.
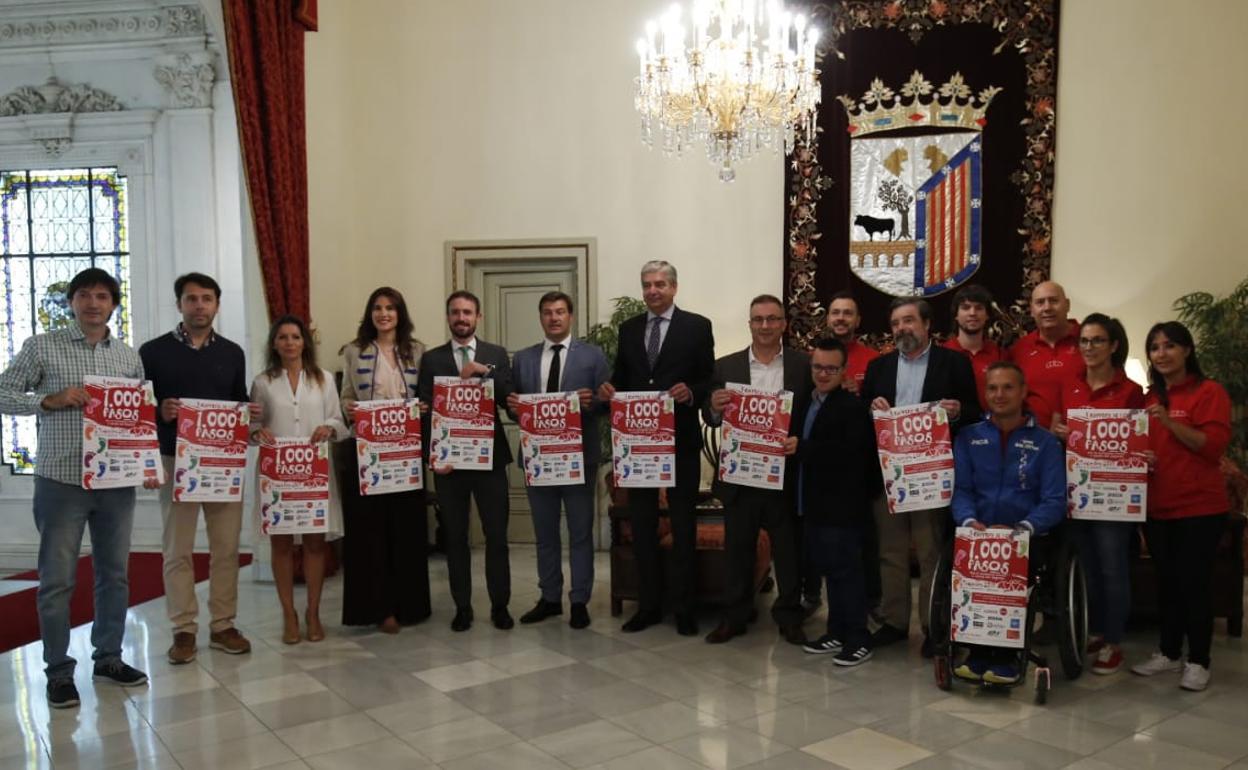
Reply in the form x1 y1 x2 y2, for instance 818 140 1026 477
0 552 253 654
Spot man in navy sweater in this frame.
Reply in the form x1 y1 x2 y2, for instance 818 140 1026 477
139 273 259 665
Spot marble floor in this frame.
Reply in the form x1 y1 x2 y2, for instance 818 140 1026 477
2 547 1248 770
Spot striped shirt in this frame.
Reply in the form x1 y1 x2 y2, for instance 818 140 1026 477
0 324 144 485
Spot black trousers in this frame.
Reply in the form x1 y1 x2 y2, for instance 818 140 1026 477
721 487 802 627
341 481 431 627
436 467 511 611
1145 513 1227 668
629 448 700 615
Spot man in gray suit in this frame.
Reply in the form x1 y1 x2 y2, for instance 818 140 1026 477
702 294 810 645
507 292 610 629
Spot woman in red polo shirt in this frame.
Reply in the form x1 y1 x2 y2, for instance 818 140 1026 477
1128 321 1231 692
1052 314 1145 675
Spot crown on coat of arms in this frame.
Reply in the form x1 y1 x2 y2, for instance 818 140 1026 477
837 71 1001 137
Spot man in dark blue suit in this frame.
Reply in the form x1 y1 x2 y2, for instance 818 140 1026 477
507 291 610 630
599 261 715 636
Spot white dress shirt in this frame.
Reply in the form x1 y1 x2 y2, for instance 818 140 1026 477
646 306 675 354
540 334 573 392
748 345 785 393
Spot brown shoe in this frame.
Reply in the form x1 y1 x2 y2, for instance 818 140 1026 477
704 622 745 644
209 628 252 655
379 616 400 635
168 632 197 664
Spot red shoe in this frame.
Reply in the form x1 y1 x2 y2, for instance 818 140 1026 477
1086 635 1105 654
1091 645 1123 675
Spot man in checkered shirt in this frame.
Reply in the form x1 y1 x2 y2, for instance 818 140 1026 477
0 268 159 709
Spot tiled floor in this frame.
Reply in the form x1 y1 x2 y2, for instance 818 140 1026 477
2 547 1247 769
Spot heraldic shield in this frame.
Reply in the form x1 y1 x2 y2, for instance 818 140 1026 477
841 71 1000 298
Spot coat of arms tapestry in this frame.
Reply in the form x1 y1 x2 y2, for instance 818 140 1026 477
785 0 1059 346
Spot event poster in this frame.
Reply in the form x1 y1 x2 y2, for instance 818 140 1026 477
874 402 954 513
354 398 423 496
718 383 792 491
515 392 584 487
258 438 330 535
951 527 1030 649
430 377 495 470
1065 408 1149 522
610 391 675 488
81 375 162 489
173 399 249 502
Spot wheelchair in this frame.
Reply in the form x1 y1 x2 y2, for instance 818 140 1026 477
927 523 1088 704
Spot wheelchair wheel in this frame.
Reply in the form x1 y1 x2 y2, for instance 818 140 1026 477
1054 537 1089 680
928 549 954 689
1034 666 1051 704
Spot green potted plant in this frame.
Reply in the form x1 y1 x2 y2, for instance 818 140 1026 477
1173 277 1247 469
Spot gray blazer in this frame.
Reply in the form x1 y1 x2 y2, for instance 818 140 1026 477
510 338 610 466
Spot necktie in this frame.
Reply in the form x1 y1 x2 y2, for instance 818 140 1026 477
458 345 472 369
546 344 564 392
646 316 663 369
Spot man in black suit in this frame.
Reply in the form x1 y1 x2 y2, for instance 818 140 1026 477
860 297 980 654
598 260 714 636
701 294 809 645
419 290 515 632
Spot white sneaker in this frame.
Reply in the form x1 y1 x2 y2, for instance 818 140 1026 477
1180 662 1211 692
1131 652 1183 677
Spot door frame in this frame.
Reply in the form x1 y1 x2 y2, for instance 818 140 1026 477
444 238 597 334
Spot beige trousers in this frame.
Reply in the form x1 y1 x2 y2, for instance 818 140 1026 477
159 456 244 635
874 496 948 633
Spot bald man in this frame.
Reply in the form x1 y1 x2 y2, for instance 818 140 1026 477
1007 281 1084 431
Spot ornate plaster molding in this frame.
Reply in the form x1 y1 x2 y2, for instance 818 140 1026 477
0 78 125 117
154 52 215 108
0 5 205 49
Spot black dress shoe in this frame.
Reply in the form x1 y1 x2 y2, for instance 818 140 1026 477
569 603 590 629
520 600 562 624
780 623 808 645
676 613 699 637
621 610 661 633
491 607 514 630
451 608 473 632
920 633 935 659
870 623 908 647
705 622 745 644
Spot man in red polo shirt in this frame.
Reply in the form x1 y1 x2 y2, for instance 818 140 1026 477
825 291 879 396
1008 281 1083 431
941 284 1005 411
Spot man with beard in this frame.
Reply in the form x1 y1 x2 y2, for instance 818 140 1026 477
861 298 980 656
141 273 260 664
1009 281 1083 431
419 291 516 632
599 260 714 636
702 294 809 645
941 284 1005 411
825 291 878 396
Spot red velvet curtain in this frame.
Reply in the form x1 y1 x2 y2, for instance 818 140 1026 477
223 1 315 322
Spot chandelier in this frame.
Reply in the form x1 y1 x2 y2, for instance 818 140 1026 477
634 0 821 182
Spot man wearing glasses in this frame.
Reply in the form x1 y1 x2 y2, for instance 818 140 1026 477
702 295 811 645
783 337 882 666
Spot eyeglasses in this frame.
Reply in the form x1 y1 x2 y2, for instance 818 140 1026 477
1078 337 1110 348
811 364 843 375
749 315 785 326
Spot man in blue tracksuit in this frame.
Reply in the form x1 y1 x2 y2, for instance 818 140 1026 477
951 360 1065 682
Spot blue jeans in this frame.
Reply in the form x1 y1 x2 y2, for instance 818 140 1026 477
527 466 596 605
805 520 869 649
1076 520 1132 645
33 477 135 679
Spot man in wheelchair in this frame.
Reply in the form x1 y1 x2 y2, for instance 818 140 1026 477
949 361 1066 683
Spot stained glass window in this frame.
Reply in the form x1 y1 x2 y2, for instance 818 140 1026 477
0 167 131 474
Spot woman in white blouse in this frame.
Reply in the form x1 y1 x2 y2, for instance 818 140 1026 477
250 315 347 644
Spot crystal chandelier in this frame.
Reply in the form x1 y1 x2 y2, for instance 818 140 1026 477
634 0 821 182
